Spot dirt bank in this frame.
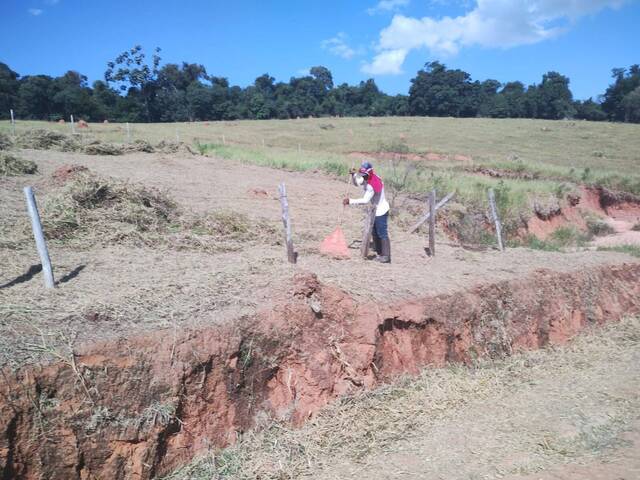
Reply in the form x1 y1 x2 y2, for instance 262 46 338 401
525 186 640 245
2 262 639 479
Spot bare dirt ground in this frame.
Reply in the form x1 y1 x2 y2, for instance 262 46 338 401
1 148 638 369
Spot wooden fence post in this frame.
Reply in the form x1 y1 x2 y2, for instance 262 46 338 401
10 109 15 136
24 187 55 289
360 205 376 259
488 188 505 251
70 114 76 135
407 191 455 234
278 183 297 263
428 189 436 256
126 122 131 142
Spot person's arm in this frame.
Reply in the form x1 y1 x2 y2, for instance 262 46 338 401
349 184 374 205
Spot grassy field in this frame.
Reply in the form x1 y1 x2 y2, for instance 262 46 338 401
2 117 639 173
2 117 639 244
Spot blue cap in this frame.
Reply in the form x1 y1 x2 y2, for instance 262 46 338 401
360 161 373 170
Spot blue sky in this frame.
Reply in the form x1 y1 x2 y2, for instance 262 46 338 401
1 0 638 100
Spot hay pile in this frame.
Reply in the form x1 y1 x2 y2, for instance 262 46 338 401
82 139 194 156
155 140 196 155
16 129 80 152
0 152 38 176
0 132 12 150
6 169 278 251
40 171 179 244
82 141 124 156
10 129 197 156
124 139 155 153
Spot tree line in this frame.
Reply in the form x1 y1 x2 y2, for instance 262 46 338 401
0 46 638 123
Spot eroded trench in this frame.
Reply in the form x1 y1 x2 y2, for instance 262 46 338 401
1 263 640 479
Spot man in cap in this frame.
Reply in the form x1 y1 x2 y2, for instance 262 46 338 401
343 162 391 263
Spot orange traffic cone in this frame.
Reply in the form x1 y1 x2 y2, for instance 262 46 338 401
319 226 350 259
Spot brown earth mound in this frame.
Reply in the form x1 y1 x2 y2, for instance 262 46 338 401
1 264 639 479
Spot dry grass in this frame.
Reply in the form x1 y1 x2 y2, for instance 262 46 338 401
3 118 639 175
0 131 12 150
0 152 38 176
161 316 640 480
15 129 81 151
1 169 277 253
38 171 180 244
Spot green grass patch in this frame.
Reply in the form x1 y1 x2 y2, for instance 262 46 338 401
597 244 640 258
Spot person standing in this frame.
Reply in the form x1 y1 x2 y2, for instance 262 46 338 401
343 162 391 263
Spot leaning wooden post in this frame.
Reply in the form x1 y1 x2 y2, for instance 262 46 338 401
428 189 436 256
488 188 505 251
24 187 55 288
360 205 376 258
10 109 16 136
278 183 297 264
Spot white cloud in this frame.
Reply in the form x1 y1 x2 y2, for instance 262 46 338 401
28 8 43 15
363 0 629 74
367 0 410 15
321 33 362 60
361 49 408 74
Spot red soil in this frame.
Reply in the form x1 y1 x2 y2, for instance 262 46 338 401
525 186 640 244
1 263 639 479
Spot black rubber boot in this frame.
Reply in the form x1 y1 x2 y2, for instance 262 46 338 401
373 231 382 256
376 238 391 263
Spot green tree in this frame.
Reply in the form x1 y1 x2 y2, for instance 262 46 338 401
0 63 20 119
105 45 162 121
17 75 55 119
621 86 640 123
574 98 607 121
602 65 640 121
409 62 476 117
535 72 576 119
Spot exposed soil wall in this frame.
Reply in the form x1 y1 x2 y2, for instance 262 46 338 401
2 263 640 479
526 186 640 240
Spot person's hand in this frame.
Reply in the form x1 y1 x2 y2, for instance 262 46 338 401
342 198 350 206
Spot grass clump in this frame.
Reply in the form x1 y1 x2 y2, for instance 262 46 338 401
585 216 615 237
0 152 38 176
377 138 410 154
519 226 592 252
0 132 12 150
83 141 124 156
16 129 80 151
39 171 179 243
549 226 591 247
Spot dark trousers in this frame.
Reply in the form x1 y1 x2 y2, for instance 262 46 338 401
372 213 389 254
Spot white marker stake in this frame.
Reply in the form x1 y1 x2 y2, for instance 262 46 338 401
176 128 180 143
222 134 226 145
126 122 131 142
10 109 15 136
24 187 55 289
70 114 76 134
